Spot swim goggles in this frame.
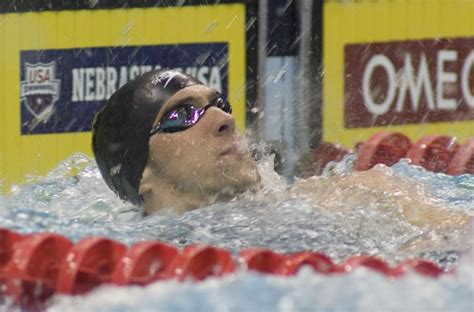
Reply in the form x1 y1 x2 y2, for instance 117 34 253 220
150 97 232 135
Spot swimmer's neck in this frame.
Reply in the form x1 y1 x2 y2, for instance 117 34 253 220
140 180 207 215
140 176 238 215
141 178 259 215
139 165 261 215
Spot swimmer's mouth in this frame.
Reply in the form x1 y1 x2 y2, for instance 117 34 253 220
220 143 247 157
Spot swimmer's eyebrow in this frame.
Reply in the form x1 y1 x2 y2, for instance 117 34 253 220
170 95 202 108
153 88 220 125
159 95 203 118
163 91 219 112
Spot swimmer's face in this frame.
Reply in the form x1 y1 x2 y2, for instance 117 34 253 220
143 85 260 209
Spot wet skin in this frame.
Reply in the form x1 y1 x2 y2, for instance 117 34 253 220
136 86 471 252
287 167 471 254
139 85 261 215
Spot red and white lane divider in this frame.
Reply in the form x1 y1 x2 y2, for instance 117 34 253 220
312 132 474 175
0 228 446 309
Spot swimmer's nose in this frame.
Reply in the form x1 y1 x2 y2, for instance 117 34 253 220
210 107 235 137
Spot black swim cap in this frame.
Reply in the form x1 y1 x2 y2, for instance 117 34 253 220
92 69 202 205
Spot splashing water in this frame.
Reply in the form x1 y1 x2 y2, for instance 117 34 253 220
0 153 473 311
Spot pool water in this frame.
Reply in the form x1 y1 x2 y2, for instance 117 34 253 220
1 153 473 311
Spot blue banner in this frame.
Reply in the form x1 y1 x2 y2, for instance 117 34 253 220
20 43 228 135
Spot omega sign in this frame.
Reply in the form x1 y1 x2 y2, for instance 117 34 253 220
344 37 474 128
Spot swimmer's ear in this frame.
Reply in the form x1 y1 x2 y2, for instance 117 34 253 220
138 165 153 196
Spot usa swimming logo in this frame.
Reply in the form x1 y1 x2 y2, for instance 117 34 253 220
20 62 61 126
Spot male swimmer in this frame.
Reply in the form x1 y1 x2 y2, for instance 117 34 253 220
93 69 471 252
93 69 260 215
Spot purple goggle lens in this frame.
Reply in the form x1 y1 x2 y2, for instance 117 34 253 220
150 97 232 135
